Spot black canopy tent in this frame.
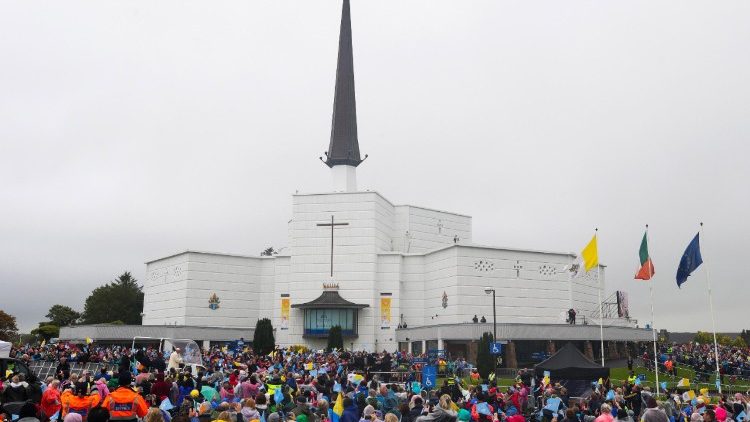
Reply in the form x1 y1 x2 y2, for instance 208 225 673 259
535 342 609 380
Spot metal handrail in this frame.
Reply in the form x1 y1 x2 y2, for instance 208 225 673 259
29 361 109 380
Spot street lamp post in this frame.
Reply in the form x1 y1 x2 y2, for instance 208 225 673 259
485 287 498 373
484 287 497 341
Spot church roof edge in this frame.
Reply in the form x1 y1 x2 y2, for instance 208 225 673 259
292 191 471 218
377 243 578 258
144 249 281 264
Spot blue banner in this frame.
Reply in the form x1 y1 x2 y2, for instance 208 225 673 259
422 365 437 390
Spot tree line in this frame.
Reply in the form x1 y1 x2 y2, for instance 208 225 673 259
0 271 144 342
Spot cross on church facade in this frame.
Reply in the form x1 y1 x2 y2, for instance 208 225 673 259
317 215 349 277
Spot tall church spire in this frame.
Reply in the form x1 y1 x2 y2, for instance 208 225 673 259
323 0 365 171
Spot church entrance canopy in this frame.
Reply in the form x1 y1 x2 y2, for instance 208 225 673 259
292 284 368 338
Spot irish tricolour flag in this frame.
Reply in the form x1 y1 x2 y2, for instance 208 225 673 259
634 231 655 280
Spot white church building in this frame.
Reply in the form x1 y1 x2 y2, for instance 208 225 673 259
62 0 651 365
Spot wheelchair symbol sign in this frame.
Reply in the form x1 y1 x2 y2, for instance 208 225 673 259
422 365 437 389
490 342 503 355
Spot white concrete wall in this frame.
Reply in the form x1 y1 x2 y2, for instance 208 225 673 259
571 265 606 322
143 253 190 325
455 246 585 325
395 254 426 328
287 192 394 350
393 205 471 253
424 247 460 324
141 190 627 350
182 252 264 327
143 252 264 328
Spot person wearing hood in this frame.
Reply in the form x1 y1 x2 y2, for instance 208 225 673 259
3 374 30 402
615 409 634 422
255 393 269 421
241 398 262 422
63 382 101 420
641 398 668 422
292 395 317 422
341 397 361 422
151 372 171 402
101 372 149 422
471 393 495 422
713 407 728 422
416 395 457 422
457 409 471 422
94 378 111 401
408 397 426 422
42 379 63 420
362 405 377 422
194 401 213 422
241 376 260 400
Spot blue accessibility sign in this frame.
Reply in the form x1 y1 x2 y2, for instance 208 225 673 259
490 342 503 355
422 365 437 390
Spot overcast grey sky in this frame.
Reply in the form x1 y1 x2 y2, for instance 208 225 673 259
1 1 748 333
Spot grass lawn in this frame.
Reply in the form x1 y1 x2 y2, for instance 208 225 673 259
441 367 750 393
609 366 750 392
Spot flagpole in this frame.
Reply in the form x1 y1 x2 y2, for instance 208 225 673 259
596 228 605 367
646 224 659 397
701 222 722 395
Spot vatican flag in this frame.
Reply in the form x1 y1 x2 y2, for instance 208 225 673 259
677 378 690 387
85 337 93 345
582 235 598 272
331 392 344 422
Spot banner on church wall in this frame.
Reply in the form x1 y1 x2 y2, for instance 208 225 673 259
280 298 290 330
380 297 391 329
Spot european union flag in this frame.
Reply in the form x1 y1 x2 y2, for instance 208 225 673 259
676 233 703 288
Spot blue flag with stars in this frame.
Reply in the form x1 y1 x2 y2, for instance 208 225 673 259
676 233 703 288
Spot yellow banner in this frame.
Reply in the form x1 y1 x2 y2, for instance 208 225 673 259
380 297 391 328
281 298 290 330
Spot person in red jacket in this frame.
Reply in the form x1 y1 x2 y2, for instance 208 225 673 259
150 372 171 402
471 395 495 422
41 380 62 420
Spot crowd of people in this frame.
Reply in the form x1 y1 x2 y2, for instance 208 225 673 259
2 342 749 422
5 343 473 381
638 343 750 382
